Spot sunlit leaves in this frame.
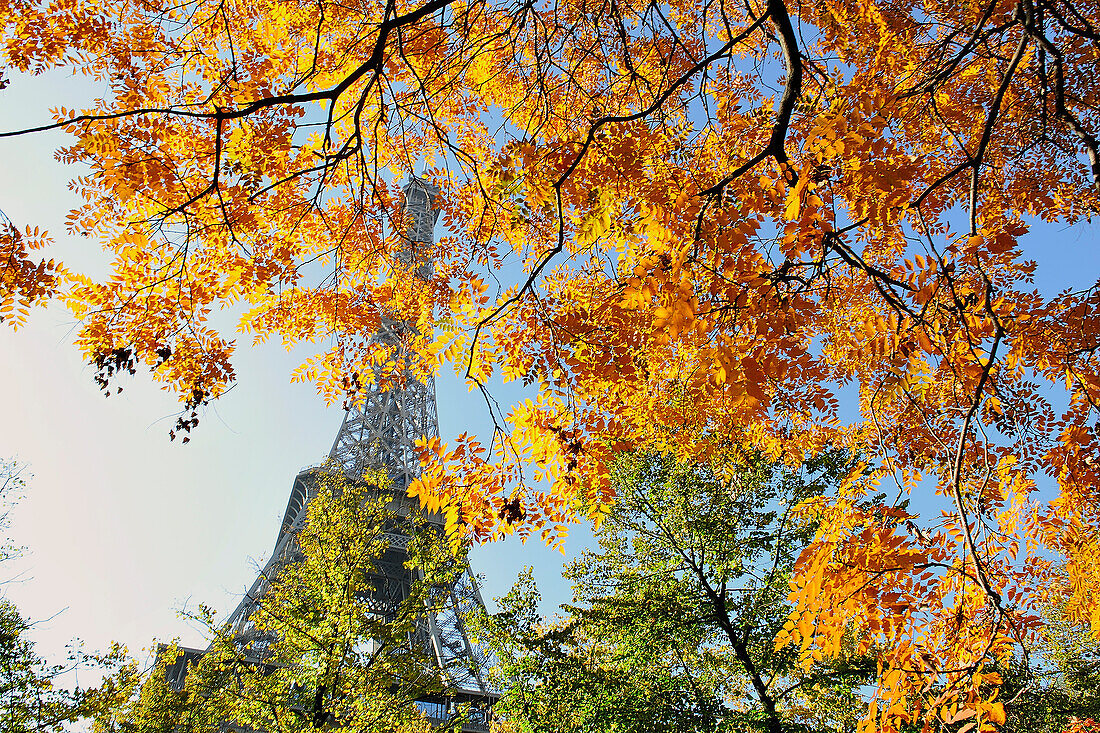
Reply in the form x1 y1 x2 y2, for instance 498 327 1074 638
0 213 58 330
4 0 1100 724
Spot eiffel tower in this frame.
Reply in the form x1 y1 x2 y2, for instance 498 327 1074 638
164 178 497 730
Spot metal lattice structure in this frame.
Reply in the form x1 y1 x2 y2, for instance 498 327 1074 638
215 178 496 729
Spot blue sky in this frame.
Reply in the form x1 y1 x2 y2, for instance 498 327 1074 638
0 68 591 671
0 297 590 669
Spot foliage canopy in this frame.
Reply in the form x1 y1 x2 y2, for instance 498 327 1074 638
3 0 1100 725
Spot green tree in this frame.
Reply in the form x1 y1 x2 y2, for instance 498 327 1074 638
92 467 477 733
0 600 90 732
483 452 875 733
0 459 102 732
999 602 1100 732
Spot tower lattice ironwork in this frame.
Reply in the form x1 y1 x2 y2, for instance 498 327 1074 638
172 178 496 729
